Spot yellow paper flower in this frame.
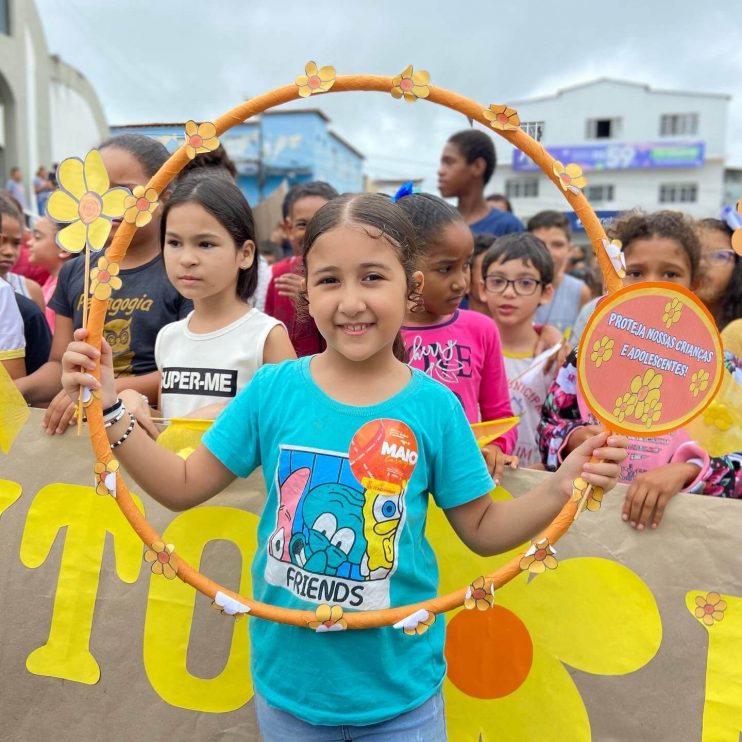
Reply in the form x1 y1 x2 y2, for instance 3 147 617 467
629 368 663 420
600 238 626 279
553 161 587 194
144 541 178 579
89 255 122 301
483 104 520 131
307 604 346 632
432 497 663 741
390 64 430 103
46 149 129 253
570 476 589 503
703 402 733 431
689 369 710 398
394 609 436 636
123 185 160 227
590 336 614 368
640 398 663 428
613 392 637 422
519 538 558 574
585 486 604 512
662 297 683 328
93 459 119 496
184 120 220 160
295 61 336 98
694 592 727 626
464 576 496 611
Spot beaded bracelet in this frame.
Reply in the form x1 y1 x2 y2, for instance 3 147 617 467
102 399 123 423
110 413 136 449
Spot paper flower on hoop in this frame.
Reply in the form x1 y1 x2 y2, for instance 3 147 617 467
144 541 178 579
295 61 336 97
46 149 129 253
519 538 558 574
391 65 430 103
123 186 160 227
93 459 119 497
90 255 122 301
464 576 495 610
600 238 626 278
482 104 520 131
81 386 100 409
553 161 587 194
184 121 220 160
307 604 347 632
393 608 436 636
211 590 251 618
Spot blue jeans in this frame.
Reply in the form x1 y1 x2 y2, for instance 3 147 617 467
254 690 447 741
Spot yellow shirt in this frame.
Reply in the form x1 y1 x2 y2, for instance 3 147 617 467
721 319 742 358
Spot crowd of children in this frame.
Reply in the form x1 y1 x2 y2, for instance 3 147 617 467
2 126 741 738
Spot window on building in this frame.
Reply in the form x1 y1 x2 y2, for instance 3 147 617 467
520 121 544 142
0 0 8 34
660 113 699 137
586 118 621 139
505 179 539 199
585 184 615 203
659 183 698 203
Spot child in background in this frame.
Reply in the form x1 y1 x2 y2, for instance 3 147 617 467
539 210 742 529
120 173 295 432
466 233 496 316
16 134 193 432
61 192 626 740
397 193 517 481
528 210 591 334
264 181 339 356
438 130 523 235
27 216 70 332
481 233 560 468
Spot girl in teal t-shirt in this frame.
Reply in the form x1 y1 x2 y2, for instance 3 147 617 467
62 193 626 739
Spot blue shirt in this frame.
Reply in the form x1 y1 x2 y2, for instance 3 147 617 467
469 207 524 236
202 356 493 726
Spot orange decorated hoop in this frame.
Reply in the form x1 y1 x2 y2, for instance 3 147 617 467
76 63 628 631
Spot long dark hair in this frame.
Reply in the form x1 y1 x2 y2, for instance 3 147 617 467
159 172 258 300
99 133 170 177
698 217 742 329
302 193 422 361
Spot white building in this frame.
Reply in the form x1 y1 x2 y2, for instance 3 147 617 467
489 79 730 240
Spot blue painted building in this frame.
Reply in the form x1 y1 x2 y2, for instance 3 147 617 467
111 108 365 205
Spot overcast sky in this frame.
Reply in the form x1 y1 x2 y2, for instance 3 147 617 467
35 0 742 190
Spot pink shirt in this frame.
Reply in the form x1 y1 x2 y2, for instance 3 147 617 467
42 275 57 332
402 309 516 453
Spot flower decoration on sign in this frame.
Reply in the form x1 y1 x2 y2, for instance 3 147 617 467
144 541 178 580
123 186 160 227
689 369 710 398
295 61 336 98
464 576 496 611
662 297 683 328
89 255 122 301
629 369 663 420
693 591 727 626
639 398 663 428
482 104 520 131
394 608 436 636
184 121 220 160
600 238 626 279
390 64 430 103
46 149 129 253
519 538 558 574
613 391 638 423
552 161 587 194
590 336 614 368
308 604 347 632
703 401 733 431
211 590 251 618
93 459 119 497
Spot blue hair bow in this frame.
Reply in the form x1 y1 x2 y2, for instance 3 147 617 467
390 180 416 203
721 205 742 231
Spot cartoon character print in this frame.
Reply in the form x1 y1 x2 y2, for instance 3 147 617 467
104 317 134 376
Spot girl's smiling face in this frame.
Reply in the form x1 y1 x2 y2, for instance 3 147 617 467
623 236 693 289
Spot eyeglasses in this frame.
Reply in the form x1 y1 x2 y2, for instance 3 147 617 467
701 249 737 265
483 275 544 296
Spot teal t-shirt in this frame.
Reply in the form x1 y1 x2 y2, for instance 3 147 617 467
202 356 494 726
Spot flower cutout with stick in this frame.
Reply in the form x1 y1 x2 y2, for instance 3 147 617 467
519 538 558 574
308 604 347 632
46 149 129 253
483 104 520 131
693 592 727 626
144 541 178 580
93 459 119 497
552 161 587 194
184 121 220 159
295 61 336 98
464 576 496 610
89 255 122 301
123 186 159 227
590 336 614 368
390 65 430 103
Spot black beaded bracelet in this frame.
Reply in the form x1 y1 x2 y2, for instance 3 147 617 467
110 413 136 449
104 404 126 428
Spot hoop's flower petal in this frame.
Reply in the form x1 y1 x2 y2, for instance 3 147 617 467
56 220 87 254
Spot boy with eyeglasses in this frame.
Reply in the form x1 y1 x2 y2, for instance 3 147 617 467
480 233 560 467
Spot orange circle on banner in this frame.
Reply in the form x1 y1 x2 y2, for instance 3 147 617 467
578 283 723 436
348 418 418 485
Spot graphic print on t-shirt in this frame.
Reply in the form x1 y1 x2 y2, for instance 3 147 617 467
266 419 418 610
161 366 238 397
103 318 134 376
